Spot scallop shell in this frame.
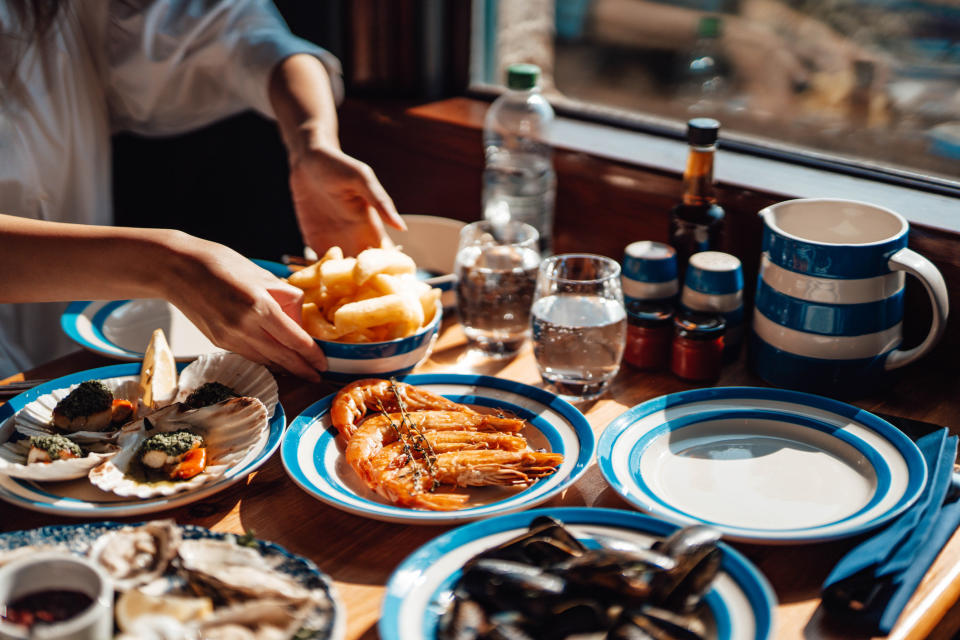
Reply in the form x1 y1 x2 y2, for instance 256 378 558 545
177 539 313 604
14 376 143 443
88 520 182 591
175 353 279 418
88 397 269 499
0 438 119 481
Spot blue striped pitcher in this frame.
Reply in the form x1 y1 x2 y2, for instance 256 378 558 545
751 199 949 395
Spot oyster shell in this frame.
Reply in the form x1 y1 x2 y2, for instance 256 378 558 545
177 539 313 604
15 376 142 442
175 353 279 418
0 438 118 481
195 600 314 640
88 397 269 499
88 520 182 591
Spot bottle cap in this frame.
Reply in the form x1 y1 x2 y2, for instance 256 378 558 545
687 118 720 146
674 310 725 339
697 15 721 38
627 300 675 328
507 63 541 90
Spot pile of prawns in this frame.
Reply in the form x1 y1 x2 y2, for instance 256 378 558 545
332 378 563 511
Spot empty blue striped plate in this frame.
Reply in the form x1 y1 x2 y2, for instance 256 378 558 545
598 387 926 544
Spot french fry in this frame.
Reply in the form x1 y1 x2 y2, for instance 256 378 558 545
286 261 323 289
320 258 358 298
353 248 416 285
334 294 417 335
302 303 342 341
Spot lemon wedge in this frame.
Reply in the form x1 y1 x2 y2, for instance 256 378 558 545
115 588 213 632
140 328 178 409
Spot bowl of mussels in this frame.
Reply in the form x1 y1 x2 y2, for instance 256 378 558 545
380 507 777 640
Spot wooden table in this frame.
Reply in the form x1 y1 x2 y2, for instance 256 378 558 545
2 321 959 640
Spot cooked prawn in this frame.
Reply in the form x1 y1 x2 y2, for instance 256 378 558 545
371 449 563 511
331 378 475 441
345 411 527 484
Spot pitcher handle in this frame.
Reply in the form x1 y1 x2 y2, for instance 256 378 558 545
884 248 949 370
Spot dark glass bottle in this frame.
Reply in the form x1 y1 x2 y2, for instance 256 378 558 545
669 118 725 276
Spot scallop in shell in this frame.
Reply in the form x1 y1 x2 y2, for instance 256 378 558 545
88 520 182 591
88 397 269 499
175 353 279 418
177 539 313 604
0 437 118 481
15 376 142 443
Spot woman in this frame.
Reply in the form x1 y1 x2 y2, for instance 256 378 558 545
0 0 404 380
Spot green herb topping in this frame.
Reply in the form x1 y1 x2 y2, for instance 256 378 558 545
53 381 113 420
139 430 204 459
184 382 239 409
29 435 83 459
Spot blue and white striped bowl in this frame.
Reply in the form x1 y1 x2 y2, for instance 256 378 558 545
750 199 949 395
316 303 441 383
621 241 679 302
380 507 776 640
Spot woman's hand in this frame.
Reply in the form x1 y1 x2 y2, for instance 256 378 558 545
289 144 403 257
162 232 327 381
269 54 405 258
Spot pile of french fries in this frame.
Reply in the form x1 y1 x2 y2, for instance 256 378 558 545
287 246 441 343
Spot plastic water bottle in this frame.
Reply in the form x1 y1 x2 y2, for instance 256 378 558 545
483 63 556 256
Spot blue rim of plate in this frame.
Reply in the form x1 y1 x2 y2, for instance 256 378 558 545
61 259 290 361
0 363 285 518
597 386 927 544
379 506 776 640
281 373 594 524
0 521 344 640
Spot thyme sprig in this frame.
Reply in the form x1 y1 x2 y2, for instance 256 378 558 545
375 378 441 493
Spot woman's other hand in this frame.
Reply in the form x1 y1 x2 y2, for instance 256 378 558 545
163 232 327 381
270 54 405 257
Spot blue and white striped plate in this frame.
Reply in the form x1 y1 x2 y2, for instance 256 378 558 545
380 507 776 640
598 387 926 544
61 259 291 361
0 522 344 640
0 364 286 517
281 374 594 524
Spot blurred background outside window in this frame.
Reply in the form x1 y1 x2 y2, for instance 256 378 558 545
471 0 960 184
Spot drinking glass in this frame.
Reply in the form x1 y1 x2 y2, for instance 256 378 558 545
532 254 627 399
455 220 541 357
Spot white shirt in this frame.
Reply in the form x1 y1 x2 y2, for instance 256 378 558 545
0 0 342 377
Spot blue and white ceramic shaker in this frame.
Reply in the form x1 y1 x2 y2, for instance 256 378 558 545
622 241 679 304
681 251 744 355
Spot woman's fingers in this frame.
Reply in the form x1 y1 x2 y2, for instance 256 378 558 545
352 163 405 231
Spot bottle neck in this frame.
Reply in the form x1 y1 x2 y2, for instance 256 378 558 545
682 144 716 206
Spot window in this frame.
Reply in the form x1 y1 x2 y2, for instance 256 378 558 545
471 0 960 186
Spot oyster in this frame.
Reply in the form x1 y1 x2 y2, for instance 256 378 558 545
0 435 118 481
15 376 142 443
88 397 268 499
176 539 313 604
88 521 181 591
176 353 279 418
195 600 314 640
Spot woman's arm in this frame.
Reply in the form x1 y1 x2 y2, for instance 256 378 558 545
268 54 405 258
0 214 326 381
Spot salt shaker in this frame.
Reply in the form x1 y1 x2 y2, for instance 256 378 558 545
621 241 679 304
681 251 744 357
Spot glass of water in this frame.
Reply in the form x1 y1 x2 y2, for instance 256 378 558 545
532 254 627 400
455 220 541 357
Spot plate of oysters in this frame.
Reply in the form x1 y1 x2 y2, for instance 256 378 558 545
0 520 343 639
0 330 284 517
381 507 776 640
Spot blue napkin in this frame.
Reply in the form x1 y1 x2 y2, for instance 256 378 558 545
822 428 960 635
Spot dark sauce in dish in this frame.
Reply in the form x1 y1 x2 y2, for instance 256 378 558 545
1 590 93 628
